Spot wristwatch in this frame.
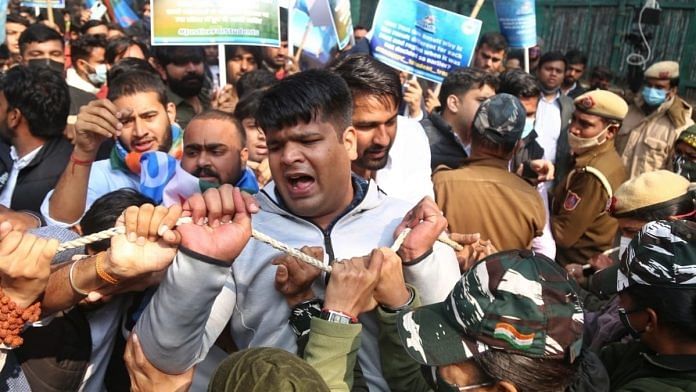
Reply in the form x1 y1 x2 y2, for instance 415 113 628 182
319 309 358 324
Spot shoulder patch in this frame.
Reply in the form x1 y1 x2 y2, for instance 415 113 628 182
563 191 582 211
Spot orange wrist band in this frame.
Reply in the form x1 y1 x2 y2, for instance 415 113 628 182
95 251 119 285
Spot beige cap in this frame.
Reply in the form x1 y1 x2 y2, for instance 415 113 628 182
644 61 679 79
574 90 629 121
611 170 691 217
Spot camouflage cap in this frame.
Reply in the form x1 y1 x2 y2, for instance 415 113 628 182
396 250 584 367
472 93 526 145
591 220 696 296
677 124 696 149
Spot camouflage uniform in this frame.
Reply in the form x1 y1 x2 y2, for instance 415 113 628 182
593 220 696 391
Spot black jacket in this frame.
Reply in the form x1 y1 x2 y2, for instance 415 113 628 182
0 137 73 214
420 111 468 170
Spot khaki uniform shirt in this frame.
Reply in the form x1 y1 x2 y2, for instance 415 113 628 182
552 141 627 265
433 157 545 251
615 95 693 179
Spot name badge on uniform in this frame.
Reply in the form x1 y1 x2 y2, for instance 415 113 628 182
563 191 582 211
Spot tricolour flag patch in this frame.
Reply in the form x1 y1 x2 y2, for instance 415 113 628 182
493 322 535 350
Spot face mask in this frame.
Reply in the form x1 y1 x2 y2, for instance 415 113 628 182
434 369 492 391
619 308 645 340
619 236 632 259
642 86 667 107
568 126 609 154
673 154 696 181
27 58 65 75
521 117 535 139
87 63 108 86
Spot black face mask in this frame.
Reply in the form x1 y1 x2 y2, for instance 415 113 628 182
27 58 65 75
619 307 645 340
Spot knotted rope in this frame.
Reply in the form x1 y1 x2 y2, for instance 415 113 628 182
57 218 463 273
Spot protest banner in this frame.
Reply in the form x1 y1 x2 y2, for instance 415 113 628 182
493 0 537 48
290 0 338 65
20 0 64 8
151 0 280 46
329 0 353 50
369 0 482 83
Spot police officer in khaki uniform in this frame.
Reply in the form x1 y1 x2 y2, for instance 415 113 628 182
552 90 628 266
615 61 694 178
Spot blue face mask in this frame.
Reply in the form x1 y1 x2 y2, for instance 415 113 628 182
521 117 535 139
642 86 667 107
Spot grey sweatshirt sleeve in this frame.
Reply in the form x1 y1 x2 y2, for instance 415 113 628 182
403 242 460 305
134 247 234 374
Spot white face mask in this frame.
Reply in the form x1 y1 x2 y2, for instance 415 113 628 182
87 63 108 86
568 125 610 154
619 236 632 259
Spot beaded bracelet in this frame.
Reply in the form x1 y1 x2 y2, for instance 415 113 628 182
0 288 41 347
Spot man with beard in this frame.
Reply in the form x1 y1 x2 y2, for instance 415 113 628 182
181 110 258 191
40 70 179 226
330 54 434 204
134 69 460 391
561 49 588 98
0 65 71 217
535 51 575 186
153 46 209 130
66 34 107 100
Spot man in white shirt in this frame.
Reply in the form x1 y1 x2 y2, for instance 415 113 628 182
330 54 434 205
535 51 575 186
0 65 71 219
66 34 107 97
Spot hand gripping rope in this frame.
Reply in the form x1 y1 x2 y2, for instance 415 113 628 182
56 218 463 273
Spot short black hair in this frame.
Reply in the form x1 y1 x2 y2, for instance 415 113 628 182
107 57 158 85
499 69 541 98
105 36 150 65
189 109 246 147
354 25 367 31
0 65 70 139
6 13 30 28
538 51 568 70
18 23 62 56
626 285 696 342
234 89 263 122
70 34 107 65
564 49 588 66
224 45 262 66
476 32 508 52
107 70 168 108
329 53 402 110
257 69 352 135
0 44 10 61
79 20 107 36
80 189 155 253
439 67 499 105
590 66 613 81
152 46 204 67
236 69 277 99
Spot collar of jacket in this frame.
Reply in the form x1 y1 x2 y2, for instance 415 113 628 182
257 174 379 228
11 137 68 172
641 351 696 372
429 111 468 152
573 138 616 166
461 155 510 170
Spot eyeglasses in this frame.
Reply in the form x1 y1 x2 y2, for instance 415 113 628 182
618 306 645 316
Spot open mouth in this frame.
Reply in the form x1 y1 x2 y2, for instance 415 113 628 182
132 139 155 153
285 173 316 197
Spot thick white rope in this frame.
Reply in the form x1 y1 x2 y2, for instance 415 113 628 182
57 218 463 273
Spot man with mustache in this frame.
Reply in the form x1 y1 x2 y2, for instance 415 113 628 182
330 54 434 205
181 110 258 191
134 70 460 391
153 46 209 130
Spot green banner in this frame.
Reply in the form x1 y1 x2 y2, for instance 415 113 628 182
151 0 280 46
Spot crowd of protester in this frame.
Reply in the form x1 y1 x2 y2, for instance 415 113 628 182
0 1 694 391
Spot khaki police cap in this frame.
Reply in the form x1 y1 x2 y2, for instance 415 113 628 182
611 170 691 217
644 61 679 79
574 90 628 121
